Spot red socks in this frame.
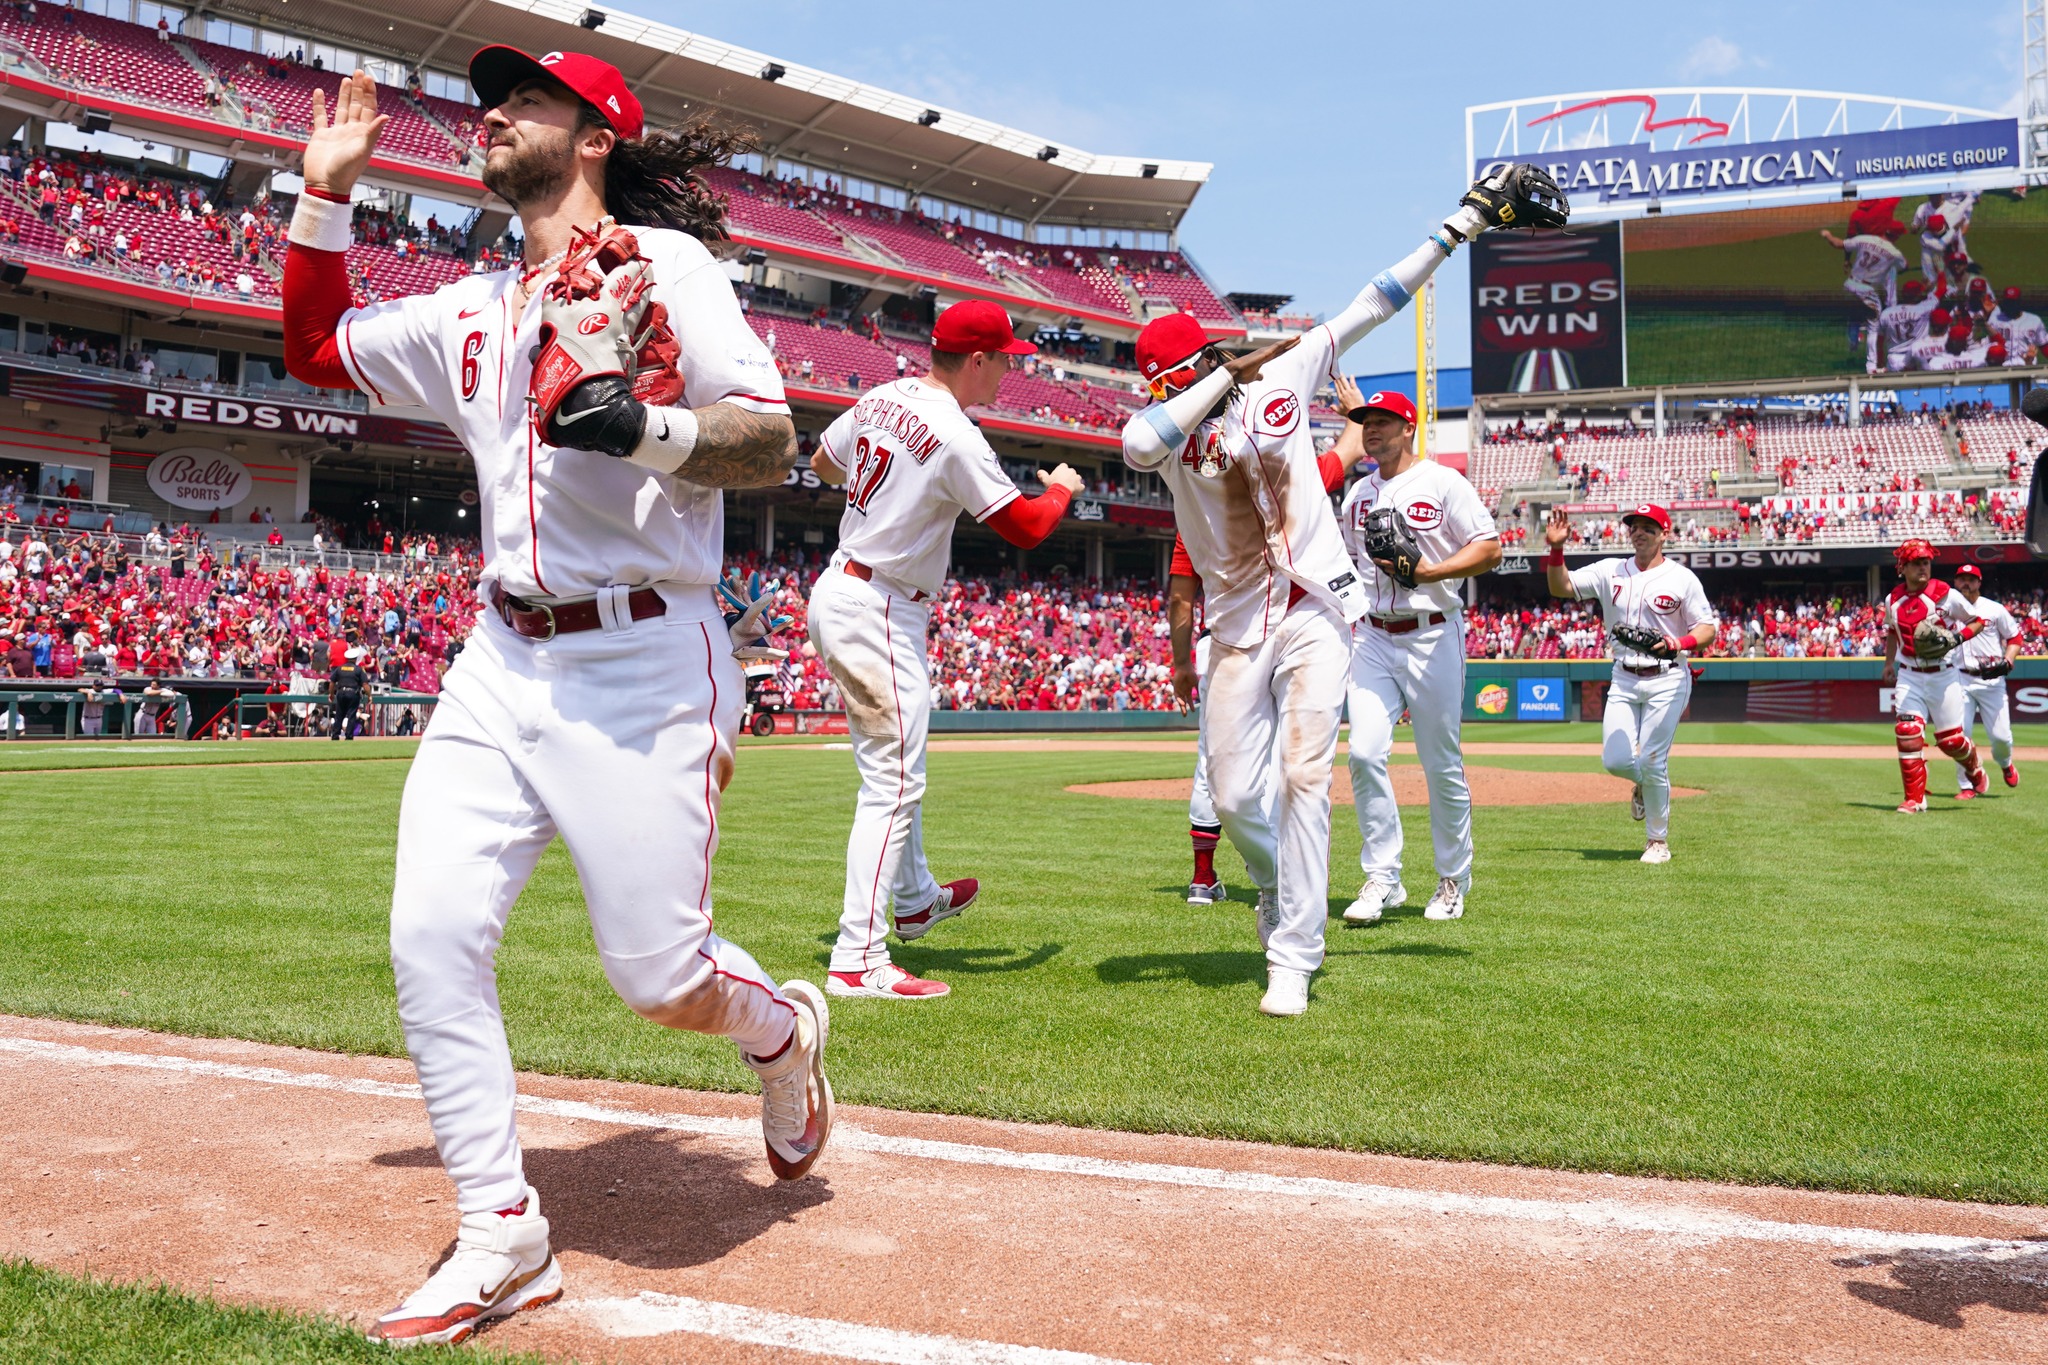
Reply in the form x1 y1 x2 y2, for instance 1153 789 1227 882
1191 825 1220 885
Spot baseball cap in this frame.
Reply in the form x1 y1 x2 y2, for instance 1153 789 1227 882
1350 390 1418 424
1954 560 1983 578
2004 286 2023 302
1948 321 1975 339
470 46 644 141
1134 313 1211 384
931 300 1035 356
1623 502 1672 531
1928 213 1948 233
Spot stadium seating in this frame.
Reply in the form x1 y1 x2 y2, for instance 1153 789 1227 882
180 43 468 166
0 8 211 112
699 167 851 254
345 241 470 303
823 205 998 283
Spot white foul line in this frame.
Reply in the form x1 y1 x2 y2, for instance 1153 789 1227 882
0 1035 2035 1256
568 1292 1146 1365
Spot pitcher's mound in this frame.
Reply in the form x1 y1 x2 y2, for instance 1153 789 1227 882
1068 766 1703 807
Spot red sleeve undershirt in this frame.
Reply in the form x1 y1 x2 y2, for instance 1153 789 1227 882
1168 534 1197 582
984 486 1072 548
281 189 358 391
1318 450 1347 494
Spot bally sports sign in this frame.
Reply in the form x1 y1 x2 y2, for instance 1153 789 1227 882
147 448 250 509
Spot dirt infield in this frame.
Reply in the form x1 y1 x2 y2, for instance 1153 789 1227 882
5 1015 2044 1363
926 737 2048 761
1068 766 1705 807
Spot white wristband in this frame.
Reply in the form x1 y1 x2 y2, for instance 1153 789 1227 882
289 194 354 253
627 405 700 474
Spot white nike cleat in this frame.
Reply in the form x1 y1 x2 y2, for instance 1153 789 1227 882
746 980 833 1181
1342 880 1406 925
1423 877 1468 921
1641 840 1672 864
369 1187 561 1345
1630 783 1645 821
1254 889 1279 949
1258 966 1310 1017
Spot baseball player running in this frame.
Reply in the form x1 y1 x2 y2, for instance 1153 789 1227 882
1339 389 1501 922
1947 560 2022 797
282 52 832 1344
1820 228 1905 320
1122 163 1566 1015
808 300 1082 1000
1544 503 1717 862
1881 540 1994 812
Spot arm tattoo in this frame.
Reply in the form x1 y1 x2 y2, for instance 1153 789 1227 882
683 405 798 489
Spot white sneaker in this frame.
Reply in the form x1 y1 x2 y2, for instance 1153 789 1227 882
1254 889 1279 949
1641 840 1671 864
1423 877 1468 921
1258 966 1310 1016
1186 879 1226 906
1630 783 1645 821
369 1186 561 1345
745 980 834 1181
1342 879 1406 925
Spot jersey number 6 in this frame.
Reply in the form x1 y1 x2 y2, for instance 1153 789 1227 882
847 435 895 514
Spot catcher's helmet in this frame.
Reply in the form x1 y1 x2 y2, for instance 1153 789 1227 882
1894 538 1935 565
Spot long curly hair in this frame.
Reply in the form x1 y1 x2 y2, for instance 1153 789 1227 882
577 103 751 243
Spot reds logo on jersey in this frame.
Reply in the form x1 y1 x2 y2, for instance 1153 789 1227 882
1402 500 1443 530
1652 593 1680 614
1252 390 1300 437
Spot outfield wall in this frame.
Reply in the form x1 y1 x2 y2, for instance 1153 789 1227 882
1462 659 2048 724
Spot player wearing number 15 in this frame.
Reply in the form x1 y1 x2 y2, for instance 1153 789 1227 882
807 301 1085 1001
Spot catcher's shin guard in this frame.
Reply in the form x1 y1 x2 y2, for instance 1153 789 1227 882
1895 718 1928 804
1933 725 1981 777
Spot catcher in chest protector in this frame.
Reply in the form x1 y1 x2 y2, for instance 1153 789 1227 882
280 47 831 1345
1544 504 1717 863
1881 540 1997 811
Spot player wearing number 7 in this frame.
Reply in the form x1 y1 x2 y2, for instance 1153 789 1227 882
808 301 1084 1000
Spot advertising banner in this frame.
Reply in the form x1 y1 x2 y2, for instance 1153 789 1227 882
1515 677 1568 721
1465 676 1516 721
1470 224 1624 394
146 448 249 510
1472 118 2018 211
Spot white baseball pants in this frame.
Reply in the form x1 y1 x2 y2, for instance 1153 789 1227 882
1202 602 1349 977
392 599 798 1215
1955 675 2014 788
1895 667 1965 734
807 569 944 976
1346 616 1472 887
1601 666 1690 840
1189 699 1217 828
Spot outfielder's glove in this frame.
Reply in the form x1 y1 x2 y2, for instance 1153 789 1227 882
529 222 684 458
1912 618 1962 663
1975 657 2014 678
1458 163 1571 233
1361 508 1423 589
1611 623 1679 659
718 570 793 662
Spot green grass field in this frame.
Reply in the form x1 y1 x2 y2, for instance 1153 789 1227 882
2 729 2045 1207
0 1258 540 1364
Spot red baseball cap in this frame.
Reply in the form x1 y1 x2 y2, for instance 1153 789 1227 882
1954 560 1983 577
470 46 644 141
1624 502 1672 531
932 299 1035 356
1352 389 1418 424
2004 286 2023 302
1134 313 1210 383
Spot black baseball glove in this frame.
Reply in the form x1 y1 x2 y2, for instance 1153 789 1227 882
1460 163 1571 232
1975 657 2015 678
1362 508 1423 588
1611 623 1678 659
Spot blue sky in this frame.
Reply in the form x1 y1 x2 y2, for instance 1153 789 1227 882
652 0 2025 373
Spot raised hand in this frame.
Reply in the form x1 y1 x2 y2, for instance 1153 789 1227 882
1039 463 1086 496
1544 506 1572 547
303 70 388 199
1333 373 1366 417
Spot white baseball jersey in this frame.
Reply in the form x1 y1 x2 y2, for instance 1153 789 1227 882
1886 332 1954 372
1566 556 1715 670
1875 294 1941 349
336 226 787 602
1989 309 2048 359
1122 324 1367 648
1912 193 1979 236
1338 459 1498 618
1921 342 1992 372
816 377 1021 598
1952 595 2019 668
1840 234 1905 285
1886 580 1976 668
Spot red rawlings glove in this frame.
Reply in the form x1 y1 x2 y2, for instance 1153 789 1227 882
529 223 683 446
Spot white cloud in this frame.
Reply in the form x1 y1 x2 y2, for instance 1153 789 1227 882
1677 36 1746 80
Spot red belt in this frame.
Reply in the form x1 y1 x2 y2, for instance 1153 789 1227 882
844 560 928 602
491 583 666 641
1901 661 1947 674
1367 612 1447 635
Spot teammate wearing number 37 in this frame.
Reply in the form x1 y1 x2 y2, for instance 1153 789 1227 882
808 301 1085 1000
281 49 831 1345
1122 162 1566 1018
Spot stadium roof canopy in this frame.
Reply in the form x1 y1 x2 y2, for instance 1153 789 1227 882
211 0 1211 232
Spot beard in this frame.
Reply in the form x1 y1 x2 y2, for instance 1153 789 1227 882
480 126 575 210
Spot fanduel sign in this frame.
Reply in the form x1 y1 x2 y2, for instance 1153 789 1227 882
1476 118 2019 207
